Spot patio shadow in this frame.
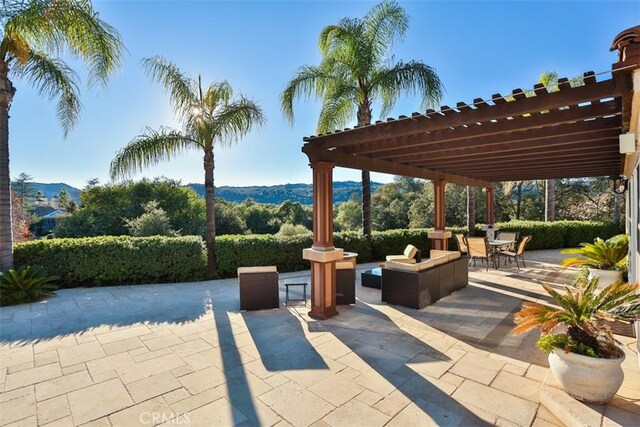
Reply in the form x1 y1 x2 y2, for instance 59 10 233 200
321 303 490 425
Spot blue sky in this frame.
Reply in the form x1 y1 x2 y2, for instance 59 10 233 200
8 0 639 188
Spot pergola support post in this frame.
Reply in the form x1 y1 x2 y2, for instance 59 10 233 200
302 162 341 320
429 180 450 250
486 186 495 225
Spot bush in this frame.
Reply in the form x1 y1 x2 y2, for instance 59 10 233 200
125 201 178 237
493 220 620 250
0 266 58 306
14 236 207 287
276 223 312 237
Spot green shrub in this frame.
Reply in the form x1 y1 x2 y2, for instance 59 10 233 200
14 236 207 287
492 221 620 250
0 266 58 306
276 223 312 237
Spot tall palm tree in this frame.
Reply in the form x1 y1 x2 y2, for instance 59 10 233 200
110 56 265 278
0 0 123 270
281 0 443 240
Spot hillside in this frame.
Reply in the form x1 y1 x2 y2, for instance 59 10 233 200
13 181 383 205
187 181 383 204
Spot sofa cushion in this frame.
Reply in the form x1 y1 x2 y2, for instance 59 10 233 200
385 255 417 264
237 266 278 276
336 261 355 270
430 250 461 262
403 244 418 259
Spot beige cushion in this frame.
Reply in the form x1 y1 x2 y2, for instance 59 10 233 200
385 255 417 264
403 244 418 259
336 261 355 270
385 258 443 272
429 250 461 262
237 266 278 276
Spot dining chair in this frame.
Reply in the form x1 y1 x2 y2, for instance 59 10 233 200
454 233 468 255
497 235 532 269
496 231 519 253
463 236 493 271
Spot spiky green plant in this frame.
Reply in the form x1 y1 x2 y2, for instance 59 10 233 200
0 266 57 306
281 0 443 240
561 234 629 271
110 56 265 278
513 276 640 358
1 0 124 271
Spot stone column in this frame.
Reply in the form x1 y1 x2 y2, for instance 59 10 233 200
303 162 342 320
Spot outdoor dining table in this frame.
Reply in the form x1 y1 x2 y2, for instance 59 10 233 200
488 240 516 269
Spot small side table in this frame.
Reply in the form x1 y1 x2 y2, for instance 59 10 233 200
361 268 382 289
284 280 308 306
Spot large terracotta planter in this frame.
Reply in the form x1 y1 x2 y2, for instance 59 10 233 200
587 268 623 289
548 347 625 404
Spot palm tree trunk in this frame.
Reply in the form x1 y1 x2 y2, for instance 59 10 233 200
545 179 555 222
203 147 218 278
358 104 372 240
0 61 15 271
467 186 476 236
613 192 621 227
516 181 523 220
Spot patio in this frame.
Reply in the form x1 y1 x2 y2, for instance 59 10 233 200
0 250 637 426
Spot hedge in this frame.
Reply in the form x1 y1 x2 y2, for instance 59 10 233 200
14 236 207 287
13 221 621 285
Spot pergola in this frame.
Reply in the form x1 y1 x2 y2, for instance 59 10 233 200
301 26 640 320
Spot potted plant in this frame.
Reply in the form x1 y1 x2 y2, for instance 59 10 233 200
561 234 628 288
513 277 639 404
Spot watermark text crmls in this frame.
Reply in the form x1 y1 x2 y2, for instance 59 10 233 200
140 412 191 424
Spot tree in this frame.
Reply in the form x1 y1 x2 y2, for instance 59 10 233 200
12 172 34 207
58 188 72 208
125 201 178 237
335 193 362 231
10 189 31 242
467 186 476 235
110 57 264 277
281 0 442 241
54 178 206 238
0 0 123 270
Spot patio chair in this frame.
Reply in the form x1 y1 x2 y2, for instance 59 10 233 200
335 261 355 305
497 235 532 270
237 266 279 310
497 231 519 250
454 233 468 255
386 244 420 264
463 236 494 271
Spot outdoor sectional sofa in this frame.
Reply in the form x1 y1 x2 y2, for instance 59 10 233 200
381 250 468 309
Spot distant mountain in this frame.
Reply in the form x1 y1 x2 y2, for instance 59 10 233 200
186 181 383 205
13 181 383 205
10 182 81 202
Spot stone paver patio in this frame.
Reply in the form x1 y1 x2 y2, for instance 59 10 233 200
0 250 638 426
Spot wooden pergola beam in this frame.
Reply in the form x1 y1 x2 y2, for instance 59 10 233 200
475 167 619 181
345 100 621 156
370 117 621 161
302 146 490 187
412 138 618 167
304 77 630 149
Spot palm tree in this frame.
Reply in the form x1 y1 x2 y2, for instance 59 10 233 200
110 57 265 278
0 0 123 270
281 0 443 240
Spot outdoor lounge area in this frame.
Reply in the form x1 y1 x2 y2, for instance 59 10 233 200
0 250 638 426
1 2 639 426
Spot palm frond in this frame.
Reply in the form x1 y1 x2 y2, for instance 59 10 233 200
207 97 265 148
4 0 123 88
142 56 198 121
110 127 200 180
371 60 443 118
317 83 357 134
280 65 338 124
11 50 81 135
363 0 408 61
